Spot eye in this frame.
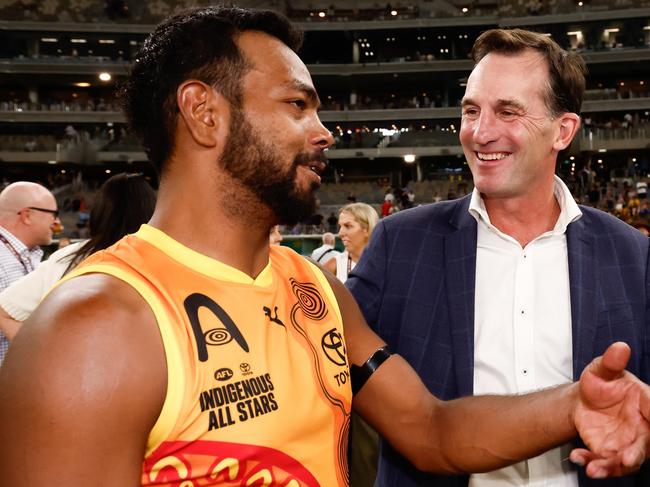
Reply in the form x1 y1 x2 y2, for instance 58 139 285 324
289 99 307 110
500 110 517 118
462 107 479 118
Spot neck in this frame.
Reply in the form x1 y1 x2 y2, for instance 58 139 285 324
482 180 560 248
149 161 275 278
0 222 31 249
348 249 361 263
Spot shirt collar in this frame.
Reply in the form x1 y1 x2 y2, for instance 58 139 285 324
468 175 582 235
0 226 28 253
0 226 43 259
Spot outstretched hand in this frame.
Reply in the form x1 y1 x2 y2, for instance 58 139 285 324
571 342 650 478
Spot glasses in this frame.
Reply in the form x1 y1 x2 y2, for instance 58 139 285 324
22 207 59 218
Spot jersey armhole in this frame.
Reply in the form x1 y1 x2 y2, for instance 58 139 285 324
56 264 185 457
304 260 344 326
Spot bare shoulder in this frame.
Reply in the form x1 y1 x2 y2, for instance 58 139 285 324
0 273 167 484
9 272 165 377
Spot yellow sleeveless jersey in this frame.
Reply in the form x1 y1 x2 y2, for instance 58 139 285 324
65 225 352 486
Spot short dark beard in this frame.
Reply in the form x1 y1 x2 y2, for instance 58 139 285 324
219 107 325 226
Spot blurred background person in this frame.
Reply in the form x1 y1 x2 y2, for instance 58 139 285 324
0 181 59 364
325 202 378 283
269 225 283 245
0 173 156 344
310 231 340 264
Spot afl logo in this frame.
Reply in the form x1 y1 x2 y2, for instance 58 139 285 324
214 368 234 381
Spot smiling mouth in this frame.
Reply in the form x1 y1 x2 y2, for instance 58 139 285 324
476 151 511 161
306 159 327 176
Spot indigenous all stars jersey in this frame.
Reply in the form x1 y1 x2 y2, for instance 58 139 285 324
64 225 352 486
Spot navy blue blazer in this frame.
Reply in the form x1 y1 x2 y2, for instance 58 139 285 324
347 195 650 487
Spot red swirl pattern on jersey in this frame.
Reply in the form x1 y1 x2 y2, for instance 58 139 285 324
144 440 320 486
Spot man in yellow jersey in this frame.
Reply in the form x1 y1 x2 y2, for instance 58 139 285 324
0 7 649 486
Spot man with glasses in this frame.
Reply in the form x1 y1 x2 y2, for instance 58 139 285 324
0 181 59 364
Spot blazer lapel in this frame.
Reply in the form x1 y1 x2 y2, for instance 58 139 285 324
566 216 597 380
445 196 478 396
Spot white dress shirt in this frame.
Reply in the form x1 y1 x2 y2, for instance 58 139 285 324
310 243 341 264
468 176 582 487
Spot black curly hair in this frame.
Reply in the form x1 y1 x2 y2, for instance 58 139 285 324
119 6 303 173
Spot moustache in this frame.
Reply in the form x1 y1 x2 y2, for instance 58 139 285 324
293 150 329 169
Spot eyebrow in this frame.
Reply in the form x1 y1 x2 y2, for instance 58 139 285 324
461 97 526 112
283 79 320 108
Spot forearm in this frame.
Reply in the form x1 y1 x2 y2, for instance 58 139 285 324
354 354 578 475
0 306 22 341
428 383 578 473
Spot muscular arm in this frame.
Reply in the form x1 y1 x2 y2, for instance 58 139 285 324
0 274 167 486
325 271 650 476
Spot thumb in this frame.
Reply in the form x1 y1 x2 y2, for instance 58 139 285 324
589 342 631 381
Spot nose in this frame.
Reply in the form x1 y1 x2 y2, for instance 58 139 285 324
471 110 498 146
310 115 334 150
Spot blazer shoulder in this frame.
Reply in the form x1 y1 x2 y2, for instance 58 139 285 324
578 206 647 239
381 196 471 232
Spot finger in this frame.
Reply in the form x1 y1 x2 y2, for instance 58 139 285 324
583 446 645 479
585 453 634 479
569 448 597 467
585 457 617 479
621 444 645 470
599 342 631 378
619 426 649 469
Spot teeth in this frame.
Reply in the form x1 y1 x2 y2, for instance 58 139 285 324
477 152 509 161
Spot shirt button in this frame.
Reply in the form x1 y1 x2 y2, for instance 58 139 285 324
523 369 528 375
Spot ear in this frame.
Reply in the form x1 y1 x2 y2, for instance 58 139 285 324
16 209 32 227
553 112 581 151
176 80 228 148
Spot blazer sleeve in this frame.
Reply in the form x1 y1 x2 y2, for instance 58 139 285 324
346 219 388 333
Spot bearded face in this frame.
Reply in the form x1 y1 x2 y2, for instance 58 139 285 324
219 106 327 226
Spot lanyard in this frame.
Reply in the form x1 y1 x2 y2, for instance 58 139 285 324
0 233 32 274
347 255 353 276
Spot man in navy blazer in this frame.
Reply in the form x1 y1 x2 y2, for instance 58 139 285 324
348 29 650 487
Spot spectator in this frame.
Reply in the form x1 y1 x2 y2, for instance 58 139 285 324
326 211 338 232
310 232 341 264
269 225 283 245
0 181 59 364
0 173 156 342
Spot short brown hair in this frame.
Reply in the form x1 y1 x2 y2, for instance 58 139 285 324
471 28 587 116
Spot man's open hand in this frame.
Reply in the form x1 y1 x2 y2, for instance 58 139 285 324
571 342 650 478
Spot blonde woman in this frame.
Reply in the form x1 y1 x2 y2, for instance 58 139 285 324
325 202 378 283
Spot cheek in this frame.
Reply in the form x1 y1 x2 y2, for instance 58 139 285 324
352 228 366 243
459 122 471 138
